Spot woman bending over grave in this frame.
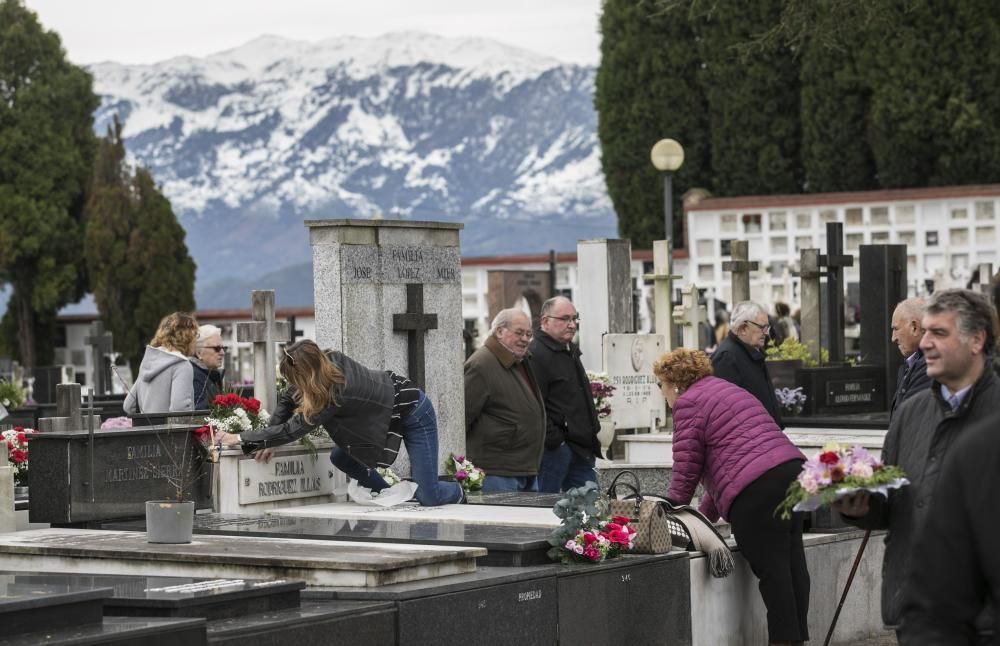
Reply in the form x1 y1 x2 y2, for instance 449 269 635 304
654 348 809 646
124 312 198 414
214 339 464 506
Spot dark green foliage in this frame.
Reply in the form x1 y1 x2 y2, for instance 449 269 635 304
0 0 98 367
596 0 709 249
600 0 1000 244
84 119 196 372
695 0 802 196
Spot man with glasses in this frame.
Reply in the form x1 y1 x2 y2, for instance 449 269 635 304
191 324 226 409
464 309 545 492
711 300 783 426
530 296 601 493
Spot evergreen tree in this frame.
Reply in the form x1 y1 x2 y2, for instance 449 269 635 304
695 0 802 196
84 119 196 372
0 0 98 367
595 0 709 249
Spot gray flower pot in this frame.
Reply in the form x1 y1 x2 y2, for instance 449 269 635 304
145 500 194 544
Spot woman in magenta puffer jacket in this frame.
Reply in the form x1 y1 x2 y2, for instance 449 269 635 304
655 348 809 646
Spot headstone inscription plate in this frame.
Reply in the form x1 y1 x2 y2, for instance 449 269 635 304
602 334 667 430
29 425 212 524
237 450 338 505
797 365 886 415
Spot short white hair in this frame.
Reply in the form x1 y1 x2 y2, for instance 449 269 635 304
730 301 767 329
490 308 529 336
196 324 223 345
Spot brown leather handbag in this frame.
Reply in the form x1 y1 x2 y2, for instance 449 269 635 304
606 471 686 554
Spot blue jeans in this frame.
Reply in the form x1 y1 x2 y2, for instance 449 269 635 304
329 391 463 506
537 443 597 493
481 475 538 493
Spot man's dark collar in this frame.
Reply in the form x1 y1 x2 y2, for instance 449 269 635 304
727 331 765 360
535 329 572 352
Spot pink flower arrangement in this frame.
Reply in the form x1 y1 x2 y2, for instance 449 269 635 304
445 453 485 492
2 426 34 486
777 443 908 519
561 515 637 563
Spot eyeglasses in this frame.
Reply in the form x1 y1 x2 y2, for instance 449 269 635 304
545 314 580 324
204 345 225 353
746 321 771 334
506 328 533 340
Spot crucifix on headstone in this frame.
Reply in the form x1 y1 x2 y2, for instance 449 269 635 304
796 249 823 364
818 222 854 363
722 240 759 304
235 290 291 416
288 315 305 341
393 284 438 390
642 240 683 350
672 284 704 349
84 321 114 396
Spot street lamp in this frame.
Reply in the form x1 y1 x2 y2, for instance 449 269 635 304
650 138 685 275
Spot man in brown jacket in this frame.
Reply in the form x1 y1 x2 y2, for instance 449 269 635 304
464 308 545 492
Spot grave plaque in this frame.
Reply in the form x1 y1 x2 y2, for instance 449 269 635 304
602 334 667 430
238 452 338 505
797 365 886 415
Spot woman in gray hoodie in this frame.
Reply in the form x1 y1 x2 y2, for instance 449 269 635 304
124 312 199 414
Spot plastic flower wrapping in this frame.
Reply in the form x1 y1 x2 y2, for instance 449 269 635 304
586 371 616 420
2 426 34 486
777 443 908 519
445 453 485 492
775 386 807 416
548 482 637 564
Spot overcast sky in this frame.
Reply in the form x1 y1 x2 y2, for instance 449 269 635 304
24 0 604 66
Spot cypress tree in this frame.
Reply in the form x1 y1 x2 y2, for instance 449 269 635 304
695 0 802 196
84 119 196 372
0 0 98 367
596 0 709 249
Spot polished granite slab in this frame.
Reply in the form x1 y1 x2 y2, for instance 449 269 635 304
1 616 207 646
2 571 304 619
0 579 110 636
0 529 484 588
206 600 396 646
267 502 561 528
107 513 554 567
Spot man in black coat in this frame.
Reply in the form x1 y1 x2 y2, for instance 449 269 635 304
889 297 931 418
898 413 1000 644
711 300 783 426
529 296 601 493
837 289 999 639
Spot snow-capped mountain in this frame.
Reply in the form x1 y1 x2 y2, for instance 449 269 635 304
88 32 615 306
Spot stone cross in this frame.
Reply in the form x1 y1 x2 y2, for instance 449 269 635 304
796 249 822 364
976 263 994 300
671 284 704 349
84 321 114 396
722 240 759 304
642 240 682 350
818 222 854 363
236 290 291 416
393 283 439 390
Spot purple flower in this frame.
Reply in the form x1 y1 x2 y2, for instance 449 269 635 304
455 470 467 481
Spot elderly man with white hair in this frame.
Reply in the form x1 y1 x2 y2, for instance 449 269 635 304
711 301 783 426
191 324 226 409
463 308 546 492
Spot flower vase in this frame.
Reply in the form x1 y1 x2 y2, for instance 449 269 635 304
597 419 616 460
145 500 195 544
14 486 28 499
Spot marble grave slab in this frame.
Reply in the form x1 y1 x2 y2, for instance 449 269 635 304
266 502 561 528
0 529 484 588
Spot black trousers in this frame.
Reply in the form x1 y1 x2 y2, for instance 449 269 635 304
728 459 810 643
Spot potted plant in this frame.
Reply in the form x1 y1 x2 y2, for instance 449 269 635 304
144 426 211 544
0 378 26 415
765 338 829 391
587 371 616 459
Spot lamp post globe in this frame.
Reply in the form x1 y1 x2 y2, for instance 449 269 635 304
650 139 685 274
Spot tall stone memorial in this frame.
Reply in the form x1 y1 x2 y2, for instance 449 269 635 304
576 239 634 372
307 219 465 476
859 245 907 401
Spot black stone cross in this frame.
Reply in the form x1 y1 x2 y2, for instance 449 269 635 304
818 222 854 363
393 284 438 390
288 315 305 341
84 321 114 396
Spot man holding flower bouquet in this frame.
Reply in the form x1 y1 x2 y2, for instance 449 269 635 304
214 340 464 506
837 289 1000 639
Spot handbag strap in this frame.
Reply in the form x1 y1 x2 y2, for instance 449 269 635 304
607 470 643 499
